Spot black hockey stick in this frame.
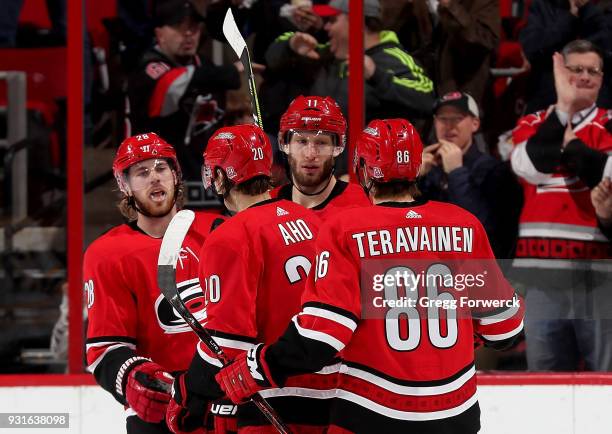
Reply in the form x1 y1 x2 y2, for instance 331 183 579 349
157 210 292 434
223 8 263 129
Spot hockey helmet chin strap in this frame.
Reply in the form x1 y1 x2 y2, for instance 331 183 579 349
357 162 374 197
292 167 336 197
361 178 374 197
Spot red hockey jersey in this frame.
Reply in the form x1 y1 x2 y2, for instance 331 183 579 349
511 107 612 267
84 211 224 405
266 200 524 434
194 199 330 431
271 180 371 220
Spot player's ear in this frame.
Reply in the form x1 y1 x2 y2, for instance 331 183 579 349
332 135 345 157
213 168 226 195
118 175 132 195
471 116 480 134
278 132 290 155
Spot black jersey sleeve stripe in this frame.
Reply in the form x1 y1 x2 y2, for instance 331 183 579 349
480 325 524 351
302 301 360 324
86 336 137 345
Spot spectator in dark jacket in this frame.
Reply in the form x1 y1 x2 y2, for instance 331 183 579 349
127 0 241 182
592 177 612 239
419 92 523 257
433 0 501 106
519 0 612 113
265 0 435 129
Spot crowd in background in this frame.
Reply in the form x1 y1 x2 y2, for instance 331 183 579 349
1 0 612 373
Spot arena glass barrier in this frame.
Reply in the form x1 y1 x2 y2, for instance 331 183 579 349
1 2 611 434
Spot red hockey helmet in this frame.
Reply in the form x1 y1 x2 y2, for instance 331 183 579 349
354 119 423 183
113 132 181 193
279 95 347 152
202 124 272 189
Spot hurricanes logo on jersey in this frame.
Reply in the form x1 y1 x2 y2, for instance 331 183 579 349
156 247 206 333
155 279 207 333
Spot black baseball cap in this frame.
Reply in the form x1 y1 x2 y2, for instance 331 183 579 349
313 0 381 19
433 91 480 118
155 0 205 27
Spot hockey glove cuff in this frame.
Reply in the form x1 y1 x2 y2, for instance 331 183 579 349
166 373 209 434
124 360 173 423
215 344 278 404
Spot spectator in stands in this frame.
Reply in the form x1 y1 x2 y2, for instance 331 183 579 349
0 0 65 47
511 39 612 371
127 0 242 182
431 0 501 106
520 0 612 113
592 177 612 239
265 0 435 128
419 91 523 258
380 0 434 71
205 0 328 65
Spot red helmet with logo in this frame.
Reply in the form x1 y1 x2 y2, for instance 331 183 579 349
113 132 181 192
354 119 423 183
279 95 347 149
203 124 272 189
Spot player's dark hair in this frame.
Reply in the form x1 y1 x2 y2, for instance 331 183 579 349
235 175 271 195
371 180 421 201
217 169 271 197
562 39 604 68
117 161 185 221
365 17 383 33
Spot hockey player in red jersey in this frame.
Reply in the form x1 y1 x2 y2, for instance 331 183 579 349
272 95 370 218
165 124 329 434
214 119 525 433
84 133 224 434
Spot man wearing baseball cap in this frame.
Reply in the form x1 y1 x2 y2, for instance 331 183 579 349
419 91 522 258
265 0 434 176
127 0 242 186
312 0 381 18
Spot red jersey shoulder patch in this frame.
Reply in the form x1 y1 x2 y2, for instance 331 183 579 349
145 62 171 80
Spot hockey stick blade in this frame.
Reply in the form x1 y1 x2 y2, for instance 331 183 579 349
157 210 292 434
158 210 225 359
222 8 264 129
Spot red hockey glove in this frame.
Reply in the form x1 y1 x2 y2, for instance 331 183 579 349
166 373 209 434
125 361 173 423
215 344 278 404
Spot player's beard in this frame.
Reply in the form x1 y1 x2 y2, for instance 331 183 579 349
133 186 176 218
288 154 334 189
